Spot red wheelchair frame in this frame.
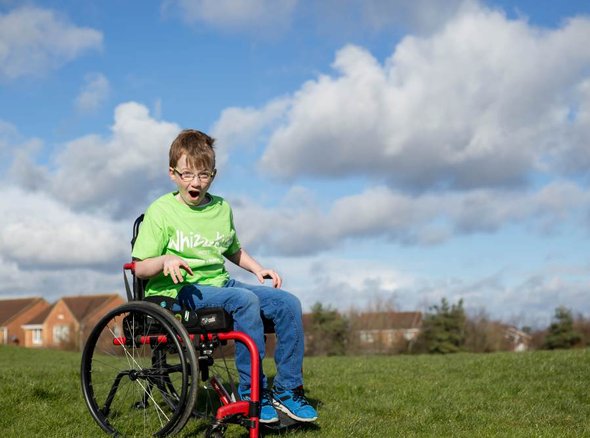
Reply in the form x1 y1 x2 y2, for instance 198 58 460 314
126 261 262 438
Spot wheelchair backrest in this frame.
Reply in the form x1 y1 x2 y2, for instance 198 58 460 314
129 214 147 301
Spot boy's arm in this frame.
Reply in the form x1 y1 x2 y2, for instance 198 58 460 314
226 249 282 289
134 255 194 285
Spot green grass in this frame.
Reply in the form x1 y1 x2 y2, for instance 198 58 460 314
0 346 588 437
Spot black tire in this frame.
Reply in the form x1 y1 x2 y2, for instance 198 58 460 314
81 301 198 437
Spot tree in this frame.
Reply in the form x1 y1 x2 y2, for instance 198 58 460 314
306 302 349 356
417 298 466 354
543 306 582 350
464 309 511 353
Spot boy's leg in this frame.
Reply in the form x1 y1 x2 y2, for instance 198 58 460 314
227 280 305 389
177 283 279 423
177 284 266 388
229 280 317 422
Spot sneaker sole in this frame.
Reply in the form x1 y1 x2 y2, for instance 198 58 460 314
272 401 318 422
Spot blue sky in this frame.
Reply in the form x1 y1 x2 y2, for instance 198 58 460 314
1 0 590 327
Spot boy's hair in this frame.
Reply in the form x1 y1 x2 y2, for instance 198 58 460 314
169 129 216 170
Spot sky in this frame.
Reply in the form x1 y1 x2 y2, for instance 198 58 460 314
1 0 589 327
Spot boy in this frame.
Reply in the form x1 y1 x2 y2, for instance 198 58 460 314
131 129 317 423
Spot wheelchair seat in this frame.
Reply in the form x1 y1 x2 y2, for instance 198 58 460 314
144 295 276 334
144 295 234 333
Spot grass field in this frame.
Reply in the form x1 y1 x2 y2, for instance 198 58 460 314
0 346 588 437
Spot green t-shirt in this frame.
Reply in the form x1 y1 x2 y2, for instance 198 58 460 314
131 192 241 298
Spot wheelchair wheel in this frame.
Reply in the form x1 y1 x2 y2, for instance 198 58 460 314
81 301 198 437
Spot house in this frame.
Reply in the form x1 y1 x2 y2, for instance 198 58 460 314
504 325 532 352
0 297 50 346
351 311 423 354
21 294 125 350
21 304 54 348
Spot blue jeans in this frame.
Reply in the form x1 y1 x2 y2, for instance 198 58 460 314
176 279 304 390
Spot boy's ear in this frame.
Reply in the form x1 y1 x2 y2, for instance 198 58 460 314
168 167 176 181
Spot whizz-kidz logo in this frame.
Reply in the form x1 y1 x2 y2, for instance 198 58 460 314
168 230 233 252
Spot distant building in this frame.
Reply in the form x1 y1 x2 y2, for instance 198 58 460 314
351 311 423 354
503 325 532 352
21 294 125 350
0 297 50 346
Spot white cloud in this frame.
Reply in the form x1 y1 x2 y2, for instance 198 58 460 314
163 0 297 33
0 6 102 79
48 102 180 217
412 268 590 327
0 121 47 185
231 181 590 256
211 97 290 166
0 119 19 166
0 186 128 270
360 0 474 33
551 77 590 175
0 119 18 148
3 102 179 219
164 0 473 38
211 6 590 191
226 254 409 311
0 259 124 300
75 73 110 113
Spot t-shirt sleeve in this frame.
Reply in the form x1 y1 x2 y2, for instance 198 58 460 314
224 206 241 256
131 205 167 260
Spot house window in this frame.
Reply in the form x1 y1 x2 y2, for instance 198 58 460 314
32 329 42 345
384 330 396 345
53 325 70 344
359 330 375 343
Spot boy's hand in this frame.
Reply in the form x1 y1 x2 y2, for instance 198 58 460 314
255 269 282 289
162 255 194 284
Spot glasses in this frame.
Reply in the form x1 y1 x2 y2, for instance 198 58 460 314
172 168 217 182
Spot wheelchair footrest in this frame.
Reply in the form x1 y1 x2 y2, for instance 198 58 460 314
216 400 251 420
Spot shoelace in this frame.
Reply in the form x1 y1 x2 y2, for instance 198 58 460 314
261 389 274 406
241 389 274 405
289 387 311 406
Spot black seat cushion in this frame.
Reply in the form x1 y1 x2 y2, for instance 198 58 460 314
144 295 275 334
144 296 232 333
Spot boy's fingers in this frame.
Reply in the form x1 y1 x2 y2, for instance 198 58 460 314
172 267 182 284
274 274 282 289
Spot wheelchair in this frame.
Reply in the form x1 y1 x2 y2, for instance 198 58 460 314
80 215 275 437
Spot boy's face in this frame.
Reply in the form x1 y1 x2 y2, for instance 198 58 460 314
169 153 215 207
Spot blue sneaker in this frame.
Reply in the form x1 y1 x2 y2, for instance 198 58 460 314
238 387 279 424
272 386 318 422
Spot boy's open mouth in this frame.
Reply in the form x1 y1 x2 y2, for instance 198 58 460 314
188 189 200 199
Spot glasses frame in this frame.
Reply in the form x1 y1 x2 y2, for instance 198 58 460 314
172 167 217 182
